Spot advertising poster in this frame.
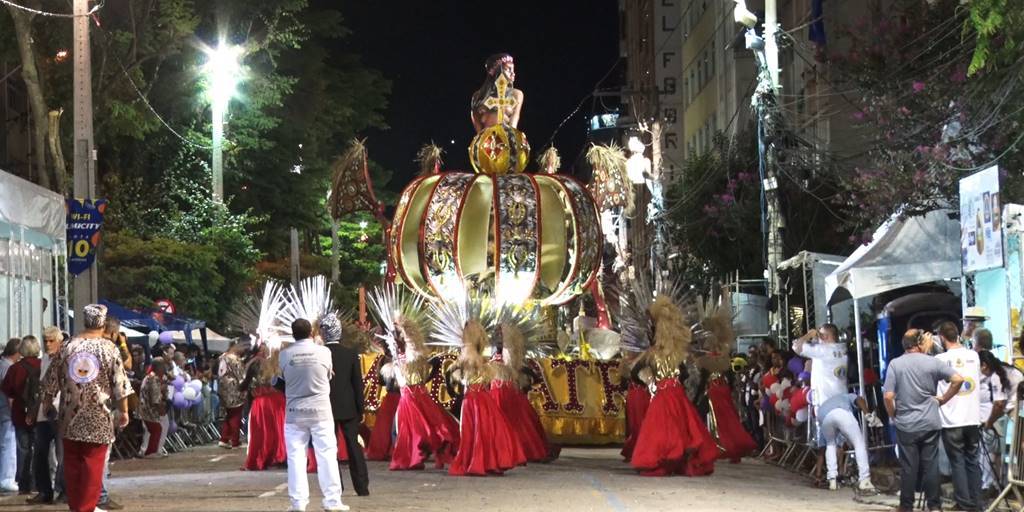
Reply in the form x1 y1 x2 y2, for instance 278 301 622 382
66 198 108 275
960 166 1002 273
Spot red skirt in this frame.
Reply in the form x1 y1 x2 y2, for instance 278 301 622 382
621 383 652 461
243 388 287 471
450 384 526 476
631 378 718 477
491 380 557 462
390 384 460 470
366 392 399 460
708 379 757 463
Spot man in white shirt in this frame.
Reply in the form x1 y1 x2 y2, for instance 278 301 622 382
936 321 982 512
792 323 848 409
279 318 346 512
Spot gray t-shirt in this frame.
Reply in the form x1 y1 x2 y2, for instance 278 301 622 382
279 339 334 424
0 358 12 421
883 352 957 432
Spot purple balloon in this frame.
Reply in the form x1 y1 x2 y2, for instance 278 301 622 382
172 391 187 409
172 375 185 392
158 331 174 345
787 356 805 376
798 371 811 382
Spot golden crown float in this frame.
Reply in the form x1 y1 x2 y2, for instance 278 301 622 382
331 55 602 308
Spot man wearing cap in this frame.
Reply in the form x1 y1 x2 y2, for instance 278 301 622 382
40 304 132 512
321 313 369 497
279 318 346 512
963 306 989 349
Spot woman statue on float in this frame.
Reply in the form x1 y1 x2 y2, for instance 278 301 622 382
368 286 460 471
470 53 524 133
488 311 559 462
628 294 719 476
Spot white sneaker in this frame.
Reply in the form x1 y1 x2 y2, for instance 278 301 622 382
856 479 878 495
828 479 838 490
218 442 232 449
324 505 350 512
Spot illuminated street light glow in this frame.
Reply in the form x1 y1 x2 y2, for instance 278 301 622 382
202 41 243 109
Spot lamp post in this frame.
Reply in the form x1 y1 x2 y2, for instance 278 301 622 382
202 41 242 203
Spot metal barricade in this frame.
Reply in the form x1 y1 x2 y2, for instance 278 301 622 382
987 412 1024 512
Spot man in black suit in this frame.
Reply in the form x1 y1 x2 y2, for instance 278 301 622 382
318 313 369 496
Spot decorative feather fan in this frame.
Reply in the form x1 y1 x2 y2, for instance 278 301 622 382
367 283 429 359
617 272 692 354
328 139 382 220
428 295 485 349
226 280 288 351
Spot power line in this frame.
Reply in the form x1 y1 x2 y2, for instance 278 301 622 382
0 0 102 17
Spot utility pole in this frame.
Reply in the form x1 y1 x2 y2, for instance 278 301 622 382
290 227 300 287
761 0 786 341
72 0 97 325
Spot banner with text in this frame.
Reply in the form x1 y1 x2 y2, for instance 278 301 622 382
66 198 108 276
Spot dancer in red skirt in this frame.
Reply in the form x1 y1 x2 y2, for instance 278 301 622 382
368 285 460 471
444 320 525 476
706 371 757 462
241 345 287 470
627 294 718 477
489 316 558 463
619 356 651 462
364 350 400 461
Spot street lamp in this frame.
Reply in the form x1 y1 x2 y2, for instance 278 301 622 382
202 41 243 202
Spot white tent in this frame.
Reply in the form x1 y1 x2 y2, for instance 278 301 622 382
823 208 960 439
171 328 234 353
825 208 961 304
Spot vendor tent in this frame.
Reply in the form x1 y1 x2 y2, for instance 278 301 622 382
825 209 961 304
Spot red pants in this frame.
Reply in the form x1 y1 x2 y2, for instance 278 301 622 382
143 420 162 455
220 406 243 446
62 439 107 512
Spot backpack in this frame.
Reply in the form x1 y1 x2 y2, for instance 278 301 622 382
20 361 41 420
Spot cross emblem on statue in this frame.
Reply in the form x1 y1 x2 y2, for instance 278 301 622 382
484 73 518 126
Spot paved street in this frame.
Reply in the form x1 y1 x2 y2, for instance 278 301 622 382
0 446 894 512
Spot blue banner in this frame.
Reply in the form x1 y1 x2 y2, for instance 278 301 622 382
66 198 107 276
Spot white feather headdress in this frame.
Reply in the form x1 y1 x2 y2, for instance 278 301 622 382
227 280 289 351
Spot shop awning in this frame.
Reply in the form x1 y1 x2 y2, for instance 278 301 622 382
825 209 961 304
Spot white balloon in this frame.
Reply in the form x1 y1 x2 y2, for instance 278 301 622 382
182 387 199 401
188 380 203 391
148 331 159 345
795 408 809 423
769 383 782 396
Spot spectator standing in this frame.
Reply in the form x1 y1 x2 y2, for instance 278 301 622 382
40 304 133 512
935 321 983 511
137 358 168 457
320 313 369 496
27 327 64 505
792 324 848 409
884 329 964 512
0 338 21 493
279 318 346 512
217 342 247 449
2 336 41 495
818 392 877 494
978 350 1009 495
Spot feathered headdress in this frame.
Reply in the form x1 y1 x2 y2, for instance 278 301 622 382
277 276 333 331
586 143 633 212
617 274 691 354
328 139 383 220
367 283 429 361
226 280 288 351
416 143 444 176
690 288 736 373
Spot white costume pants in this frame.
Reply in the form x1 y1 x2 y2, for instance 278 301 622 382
822 408 870 482
284 420 343 511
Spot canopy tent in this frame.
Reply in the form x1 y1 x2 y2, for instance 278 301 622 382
825 209 961 305
98 300 210 353
823 208 960 440
171 328 233 353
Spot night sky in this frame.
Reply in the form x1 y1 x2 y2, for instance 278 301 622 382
336 1 621 191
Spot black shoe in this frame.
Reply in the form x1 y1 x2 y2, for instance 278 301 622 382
356 490 370 496
54 492 67 503
26 493 53 504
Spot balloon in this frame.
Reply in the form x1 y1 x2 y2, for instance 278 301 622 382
172 391 187 409
158 331 174 345
787 356 805 377
148 331 159 345
769 383 782 396
182 387 199 402
795 408 809 424
168 417 177 435
188 380 203 392
190 398 203 409
172 376 185 392
798 371 811 383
